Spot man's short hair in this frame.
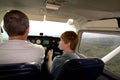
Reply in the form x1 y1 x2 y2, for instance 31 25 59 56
3 10 29 36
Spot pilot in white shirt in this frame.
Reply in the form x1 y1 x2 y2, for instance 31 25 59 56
0 10 45 64
0 40 45 64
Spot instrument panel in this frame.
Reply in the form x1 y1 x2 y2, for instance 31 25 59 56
27 35 63 58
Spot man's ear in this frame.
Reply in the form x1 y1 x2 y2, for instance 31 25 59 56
26 27 29 34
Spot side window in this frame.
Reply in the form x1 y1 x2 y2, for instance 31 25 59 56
78 31 120 75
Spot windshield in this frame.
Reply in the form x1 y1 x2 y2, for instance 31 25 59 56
29 20 76 37
1 20 76 42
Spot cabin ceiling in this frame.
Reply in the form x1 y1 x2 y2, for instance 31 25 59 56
0 0 120 22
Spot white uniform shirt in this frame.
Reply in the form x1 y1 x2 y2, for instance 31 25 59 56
0 40 45 64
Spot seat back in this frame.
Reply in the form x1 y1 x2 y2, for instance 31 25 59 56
55 58 104 80
0 62 42 80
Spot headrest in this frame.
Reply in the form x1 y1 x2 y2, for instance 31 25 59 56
0 62 42 80
56 58 104 80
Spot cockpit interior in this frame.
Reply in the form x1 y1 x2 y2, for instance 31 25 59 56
0 0 120 80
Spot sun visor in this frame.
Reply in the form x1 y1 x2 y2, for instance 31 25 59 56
82 19 119 28
45 15 68 23
27 14 44 21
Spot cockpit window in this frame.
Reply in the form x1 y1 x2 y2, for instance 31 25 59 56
78 31 120 75
29 20 76 37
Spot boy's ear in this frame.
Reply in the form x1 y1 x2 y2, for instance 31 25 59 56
67 41 71 46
